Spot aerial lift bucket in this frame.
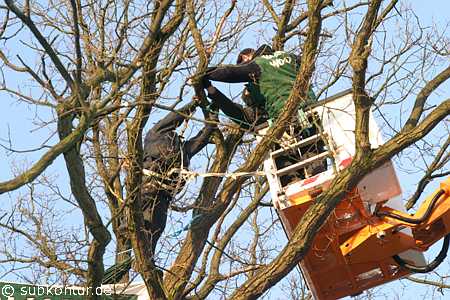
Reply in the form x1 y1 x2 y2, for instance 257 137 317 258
257 90 450 299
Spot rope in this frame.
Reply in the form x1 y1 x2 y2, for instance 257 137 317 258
143 168 266 182
168 213 203 238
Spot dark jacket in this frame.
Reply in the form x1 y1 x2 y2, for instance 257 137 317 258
205 61 261 83
140 102 213 254
206 86 267 130
143 102 212 194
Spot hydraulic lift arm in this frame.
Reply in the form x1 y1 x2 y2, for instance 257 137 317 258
378 177 450 272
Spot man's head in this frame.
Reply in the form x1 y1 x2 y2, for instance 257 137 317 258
236 44 274 64
236 48 255 64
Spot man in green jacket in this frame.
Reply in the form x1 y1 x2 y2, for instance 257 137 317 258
203 45 316 121
203 45 326 184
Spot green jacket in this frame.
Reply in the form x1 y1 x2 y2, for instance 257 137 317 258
250 51 316 119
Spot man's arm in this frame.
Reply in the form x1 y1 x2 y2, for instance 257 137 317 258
183 125 214 159
147 101 197 138
204 61 260 83
206 85 254 129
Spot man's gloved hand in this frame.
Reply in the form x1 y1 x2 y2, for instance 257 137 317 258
187 75 211 88
202 77 212 88
192 94 212 110
192 95 202 104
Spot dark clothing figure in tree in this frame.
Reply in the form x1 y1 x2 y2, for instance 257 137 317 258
142 102 212 254
106 103 213 284
141 102 212 255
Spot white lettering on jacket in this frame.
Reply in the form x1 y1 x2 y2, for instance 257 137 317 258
261 51 292 68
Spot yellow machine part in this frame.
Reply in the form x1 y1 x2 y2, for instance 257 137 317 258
279 177 450 300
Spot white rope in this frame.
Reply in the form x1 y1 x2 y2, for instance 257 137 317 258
179 169 266 180
142 169 184 193
143 168 266 181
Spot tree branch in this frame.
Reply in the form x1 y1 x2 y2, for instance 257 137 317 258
0 106 91 194
4 0 74 89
